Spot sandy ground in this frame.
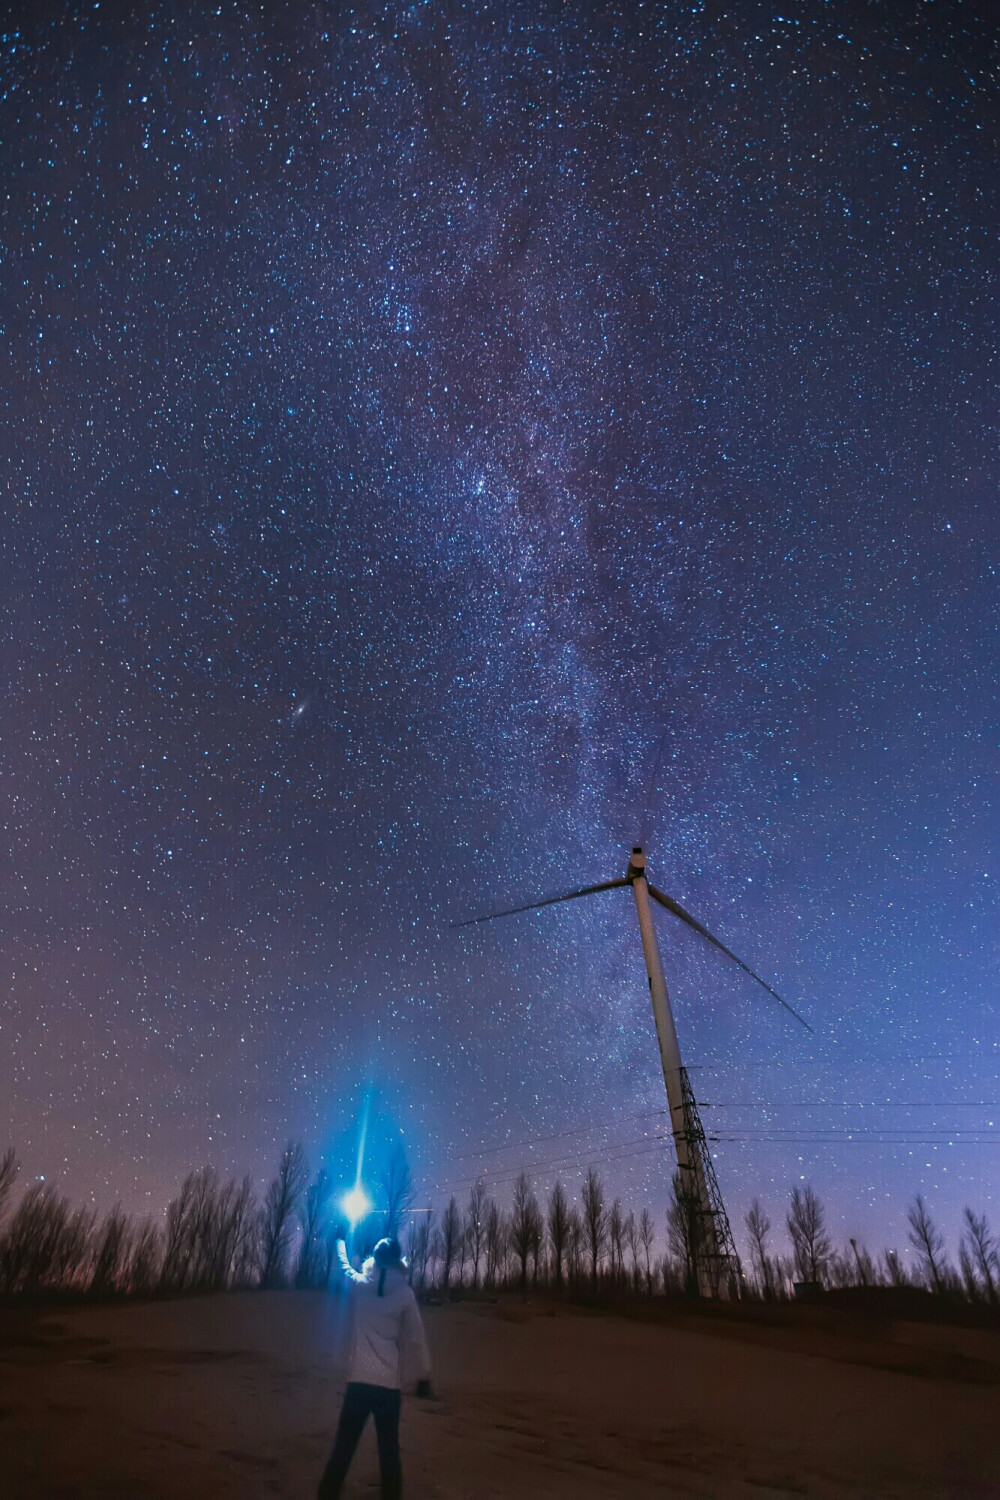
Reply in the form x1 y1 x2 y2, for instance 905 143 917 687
2 1291 999 1499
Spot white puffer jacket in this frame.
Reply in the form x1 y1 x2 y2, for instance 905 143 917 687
338 1247 432 1390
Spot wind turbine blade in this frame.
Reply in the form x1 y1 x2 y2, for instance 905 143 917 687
452 879 629 928
647 885 813 1033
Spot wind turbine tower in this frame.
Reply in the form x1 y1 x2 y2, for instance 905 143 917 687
459 844 810 1299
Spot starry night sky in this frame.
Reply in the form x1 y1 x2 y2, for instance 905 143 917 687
2 2 997 1263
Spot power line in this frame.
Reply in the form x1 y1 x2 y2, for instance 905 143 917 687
716 1128 1000 1140
694 1054 1000 1066
421 1125 1000 1197
704 1101 1000 1108
419 1108 1000 1195
441 1107 667 1165
423 1134 673 1197
429 1105 998 1182
717 1138 1000 1146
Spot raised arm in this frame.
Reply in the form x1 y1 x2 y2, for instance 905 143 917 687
336 1238 369 1286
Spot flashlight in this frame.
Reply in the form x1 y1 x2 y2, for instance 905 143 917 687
341 1184 371 1227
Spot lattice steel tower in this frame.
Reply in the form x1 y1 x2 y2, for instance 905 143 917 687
457 844 810 1298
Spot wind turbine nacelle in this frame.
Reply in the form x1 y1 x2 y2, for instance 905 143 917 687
627 847 647 880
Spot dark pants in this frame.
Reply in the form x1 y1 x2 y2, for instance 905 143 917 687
317 1381 403 1500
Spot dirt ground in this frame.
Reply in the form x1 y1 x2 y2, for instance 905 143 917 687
2 1291 999 1499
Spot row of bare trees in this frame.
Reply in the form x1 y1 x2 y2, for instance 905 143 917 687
2 1140 996 1305
400 1172 999 1305
0 1139 420 1298
403 1167 730 1298
0 1143 322 1296
742 1185 1000 1304
402 1168 663 1295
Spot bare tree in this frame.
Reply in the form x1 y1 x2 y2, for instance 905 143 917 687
230 1182 261 1288
638 1208 655 1293
660 1251 686 1295
427 1228 443 1289
848 1237 875 1289
787 1185 831 1285
128 1218 162 1294
960 1208 998 1305
412 1210 434 1288
0 1186 93 1293
582 1167 606 1288
624 1212 640 1291
90 1206 131 1297
297 1169 332 1288
260 1142 308 1289
529 1198 544 1286
607 1198 625 1290
465 1180 487 1288
404 1216 421 1286
667 1171 701 1295
201 1175 255 1291
745 1198 774 1300
440 1196 462 1291
160 1171 199 1292
907 1195 947 1295
158 1168 254 1293
0 1147 18 1228
547 1181 569 1288
54 1203 94 1289
380 1144 415 1238
510 1172 539 1293
224 1176 257 1289
566 1208 584 1290
484 1199 505 1289
456 1222 468 1288
825 1247 857 1289
189 1169 223 1288
883 1247 908 1287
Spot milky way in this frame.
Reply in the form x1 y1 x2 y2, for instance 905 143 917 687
2 2 996 1263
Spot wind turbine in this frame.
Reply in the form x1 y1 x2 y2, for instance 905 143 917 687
456 845 810 1298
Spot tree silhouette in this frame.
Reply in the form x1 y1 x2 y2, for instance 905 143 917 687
91 1206 130 1297
547 1181 569 1288
0 1147 18 1228
960 1208 998 1304
607 1198 625 1289
484 1199 505 1289
745 1197 774 1300
666 1171 700 1295
787 1185 831 1285
638 1208 655 1293
380 1144 415 1238
510 1172 540 1293
0 1186 92 1293
129 1218 162 1293
624 1211 640 1291
465 1180 487 1288
907 1195 947 1295
297 1169 332 1289
582 1167 606 1288
440 1196 462 1290
260 1142 308 1289
566 1208 584 1290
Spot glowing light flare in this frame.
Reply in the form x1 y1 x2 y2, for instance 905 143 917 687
341 1184 371 1226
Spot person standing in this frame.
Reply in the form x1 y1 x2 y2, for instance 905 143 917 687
317 1236 433 1500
